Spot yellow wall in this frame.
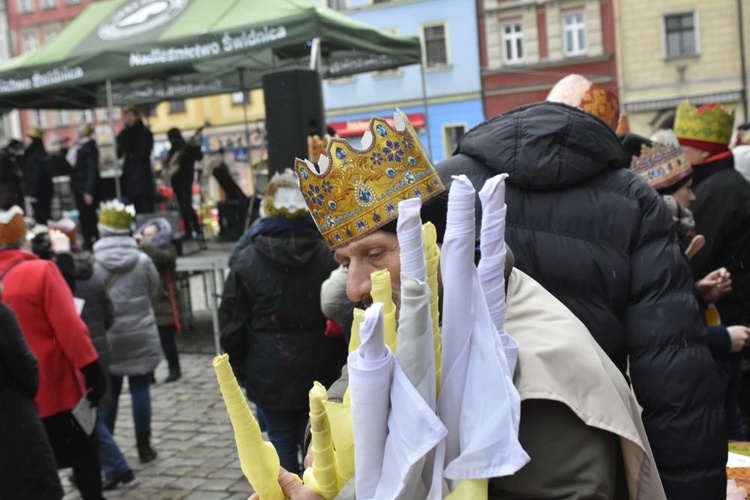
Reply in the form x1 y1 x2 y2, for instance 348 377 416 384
146 89 266 136
617 0 747 136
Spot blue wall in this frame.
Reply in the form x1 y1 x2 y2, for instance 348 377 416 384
318 0 485 163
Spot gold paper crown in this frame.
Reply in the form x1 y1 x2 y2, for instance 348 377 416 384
674 101 735 146
262 169 308 219
631 144 692 192
294 110 445 250
0 206 26 247
98 200 135 231
547 74 620 130
27 126 43 139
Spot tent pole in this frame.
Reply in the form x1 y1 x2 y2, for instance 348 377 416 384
239 69 254 231
419 63 433 158
310 37 321 72
106 78 121 200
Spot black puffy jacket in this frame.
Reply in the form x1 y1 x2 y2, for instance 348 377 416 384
219 221 345 411
689 153 750 327
437 102 726 499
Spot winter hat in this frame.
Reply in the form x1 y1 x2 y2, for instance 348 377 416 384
135 217 173 247
733 145 750 184
78 123 94 138
0 206 27 249
261 169 308 219
673 101 734 156
546 74 620 131
650 129 681 148
98 200 135 236
631 144 693 194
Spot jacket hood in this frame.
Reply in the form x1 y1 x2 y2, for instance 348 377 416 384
73 252 95 279
93 236 141 273
455 101 629 190
135 217 172 247
253 230 323 268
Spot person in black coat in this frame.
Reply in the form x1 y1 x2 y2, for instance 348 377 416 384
117 105 155 214
24 127 53 224
70 125 102 250
0 139 25 209
0 298 63 499
437 100 726 499
167 127 203 239
219 169 345 476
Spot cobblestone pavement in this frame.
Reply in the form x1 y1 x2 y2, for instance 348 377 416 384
62 304 259 499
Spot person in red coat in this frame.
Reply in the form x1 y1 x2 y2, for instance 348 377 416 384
0 205 107 500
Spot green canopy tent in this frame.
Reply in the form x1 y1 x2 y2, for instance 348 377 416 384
0 0 425 199
0 0 422 109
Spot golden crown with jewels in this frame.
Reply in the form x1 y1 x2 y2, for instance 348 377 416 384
294 109 445 250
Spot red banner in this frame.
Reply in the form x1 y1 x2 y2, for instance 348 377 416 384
329 113 425 137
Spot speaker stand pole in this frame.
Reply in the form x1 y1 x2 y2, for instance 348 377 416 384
419 63 433 159
239 69 255 231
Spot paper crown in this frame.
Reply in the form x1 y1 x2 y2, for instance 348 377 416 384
673 101 735 146
0 206 26 247
98 200 135 232
262 169 308 219
27 126 43 139
547 74 620 130
631 144 692 192
294 110 445 250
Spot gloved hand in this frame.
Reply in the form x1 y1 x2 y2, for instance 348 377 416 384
80 360 107 408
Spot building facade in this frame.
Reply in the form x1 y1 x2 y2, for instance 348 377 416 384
0 1 21 142
6 0 97 147
616 0 749 136
478 0 618 120
320 0 485 164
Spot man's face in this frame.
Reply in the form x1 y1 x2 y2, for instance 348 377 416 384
333 230 401 307
123 110 137 127
681 144 710 166
142 224 159 243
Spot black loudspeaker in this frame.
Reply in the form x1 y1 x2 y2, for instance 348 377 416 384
218 200 246 241
262 69 325 175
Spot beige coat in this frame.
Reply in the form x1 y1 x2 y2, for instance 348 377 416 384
505 269 665 500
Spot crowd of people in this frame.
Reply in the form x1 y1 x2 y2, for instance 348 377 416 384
219 74 749 499
2 72 750 498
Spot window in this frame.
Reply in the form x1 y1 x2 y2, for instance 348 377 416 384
83 109 94 123
21 32 39 53
327 0 346 9
38 110 48 129
17 0 34 14
27 110 38 127
169 100 186 114
563 13 586 56
231 92 251 106
58 110 69 126
44 27 59 43
66 0 82 4
373 0 391 3
40 0 57 9
502 23 524 63
664 13 697 58
422 23 449 68
443 123 467 158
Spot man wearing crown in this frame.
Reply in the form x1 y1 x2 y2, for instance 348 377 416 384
673 102 750 332
437 78 726 498
673 101 750 441
261 110 666 499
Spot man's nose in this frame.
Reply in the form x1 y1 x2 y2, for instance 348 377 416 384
346 262 372 304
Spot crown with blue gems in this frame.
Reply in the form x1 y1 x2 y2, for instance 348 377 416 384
294 109 445 250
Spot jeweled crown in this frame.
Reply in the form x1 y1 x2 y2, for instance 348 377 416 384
630 144 692 192
294 110 445 250
674 101 735 146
